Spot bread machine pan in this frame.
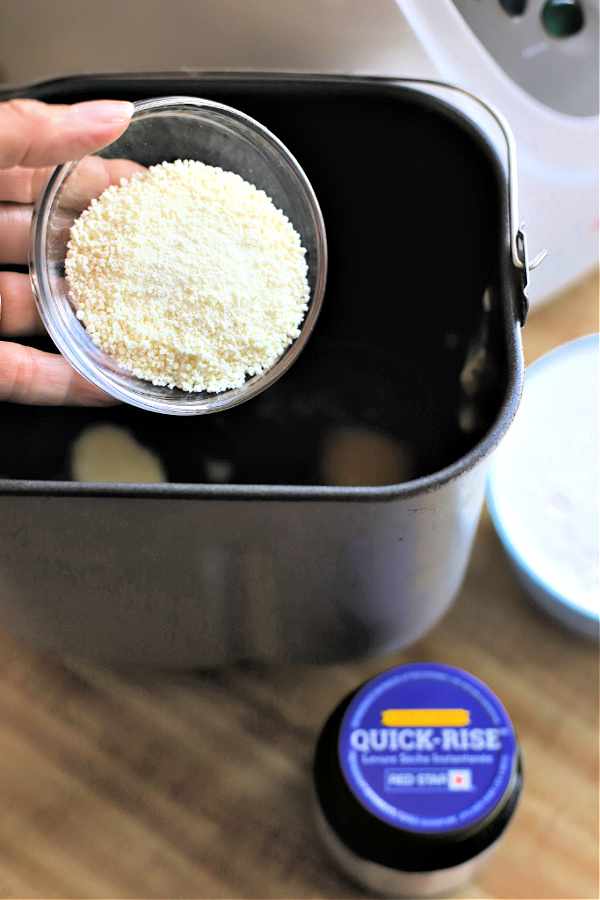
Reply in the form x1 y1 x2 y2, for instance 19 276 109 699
0 73 530 667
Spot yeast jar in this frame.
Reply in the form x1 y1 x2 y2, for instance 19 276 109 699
313 662 522 897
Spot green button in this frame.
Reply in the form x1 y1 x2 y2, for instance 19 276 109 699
541 0 585 36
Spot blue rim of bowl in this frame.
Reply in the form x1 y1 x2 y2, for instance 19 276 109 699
486 333 600 640
29 96 328 415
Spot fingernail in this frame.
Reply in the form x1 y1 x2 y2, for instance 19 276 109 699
71 100 135 126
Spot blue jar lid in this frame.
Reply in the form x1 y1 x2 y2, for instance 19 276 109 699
337 662 518 835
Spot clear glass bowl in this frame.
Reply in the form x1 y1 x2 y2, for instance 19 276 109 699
30 96 327 415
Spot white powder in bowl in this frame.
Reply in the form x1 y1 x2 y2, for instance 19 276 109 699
65 159 310 393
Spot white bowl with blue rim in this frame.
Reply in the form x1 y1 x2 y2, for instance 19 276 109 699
487 333 599 640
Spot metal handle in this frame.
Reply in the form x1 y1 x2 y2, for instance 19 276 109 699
391 78 548 280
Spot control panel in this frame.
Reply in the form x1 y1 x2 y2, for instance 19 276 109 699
450 0 599 116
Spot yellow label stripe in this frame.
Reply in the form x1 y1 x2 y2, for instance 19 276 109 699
381 708 471 727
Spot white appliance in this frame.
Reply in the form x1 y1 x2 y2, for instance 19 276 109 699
390 0 599 307
0 0 597 306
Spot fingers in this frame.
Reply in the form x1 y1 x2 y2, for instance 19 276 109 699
0 156 145 205
58 156 146 212
0 258 119 405
0 340 118 405
0 271 44 335
0 203 31 264
0 165 51 203
0 99 134 170
0 98 135 408
0 270 45 336
0 157 145 264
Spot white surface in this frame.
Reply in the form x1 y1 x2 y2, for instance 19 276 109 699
0 0 436 82
487 335 600 638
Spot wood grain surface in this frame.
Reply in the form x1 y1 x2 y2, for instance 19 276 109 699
0 271 598 900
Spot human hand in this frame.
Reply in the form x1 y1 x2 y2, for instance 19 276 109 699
0 98 135 404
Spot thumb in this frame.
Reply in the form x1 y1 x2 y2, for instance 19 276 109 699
0 98 135 169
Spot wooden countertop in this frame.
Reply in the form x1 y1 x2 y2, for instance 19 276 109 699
0 271 598 900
